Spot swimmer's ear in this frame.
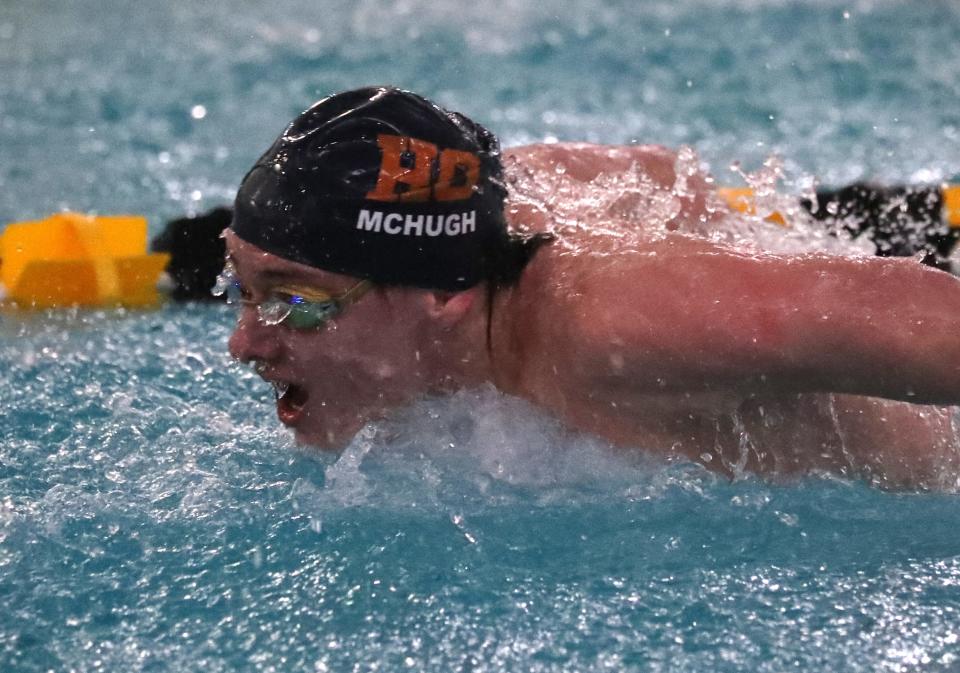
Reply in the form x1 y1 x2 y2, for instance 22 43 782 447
424 286 481 328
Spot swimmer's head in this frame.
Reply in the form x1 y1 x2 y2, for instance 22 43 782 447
232 86 537 291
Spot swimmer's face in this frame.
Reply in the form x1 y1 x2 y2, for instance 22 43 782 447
224 232 442 449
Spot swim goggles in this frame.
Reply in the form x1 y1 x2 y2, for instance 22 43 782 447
212 259 373 330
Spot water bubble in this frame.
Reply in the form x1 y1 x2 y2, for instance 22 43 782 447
776 511 799 526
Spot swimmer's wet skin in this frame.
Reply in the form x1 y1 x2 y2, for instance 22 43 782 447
225 86 960 488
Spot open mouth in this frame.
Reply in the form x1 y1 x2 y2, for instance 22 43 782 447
272 381 309 426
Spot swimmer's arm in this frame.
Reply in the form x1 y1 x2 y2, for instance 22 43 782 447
504 143 719 231
574 235 960 404
505 143 679 186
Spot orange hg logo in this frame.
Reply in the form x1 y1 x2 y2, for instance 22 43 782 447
366 134 480 202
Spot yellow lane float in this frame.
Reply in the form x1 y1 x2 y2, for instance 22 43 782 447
0 212 170 309
717 184 960 229
945 185 960 227
715 187 788 225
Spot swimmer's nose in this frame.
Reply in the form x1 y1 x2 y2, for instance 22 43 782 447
228 306 282 364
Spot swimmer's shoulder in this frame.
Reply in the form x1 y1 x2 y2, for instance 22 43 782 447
504 142 677 183
503 141 675 161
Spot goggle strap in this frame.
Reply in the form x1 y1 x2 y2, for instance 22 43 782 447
271 280 373 306
338 280 374 306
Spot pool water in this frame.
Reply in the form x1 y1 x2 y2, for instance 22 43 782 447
2 1 960 671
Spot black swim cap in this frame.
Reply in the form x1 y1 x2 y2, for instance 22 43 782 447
231 86 515 291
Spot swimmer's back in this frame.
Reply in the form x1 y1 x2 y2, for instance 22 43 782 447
503 142 722 243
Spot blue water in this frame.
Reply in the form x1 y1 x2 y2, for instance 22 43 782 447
2 1 960 671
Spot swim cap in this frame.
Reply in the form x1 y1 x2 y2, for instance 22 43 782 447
231 86 514 291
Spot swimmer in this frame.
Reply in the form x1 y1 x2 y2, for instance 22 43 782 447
151 207 231 301
222 86 960 488
803 182 959 272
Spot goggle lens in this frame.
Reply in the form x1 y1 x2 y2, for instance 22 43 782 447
214 260 369 330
